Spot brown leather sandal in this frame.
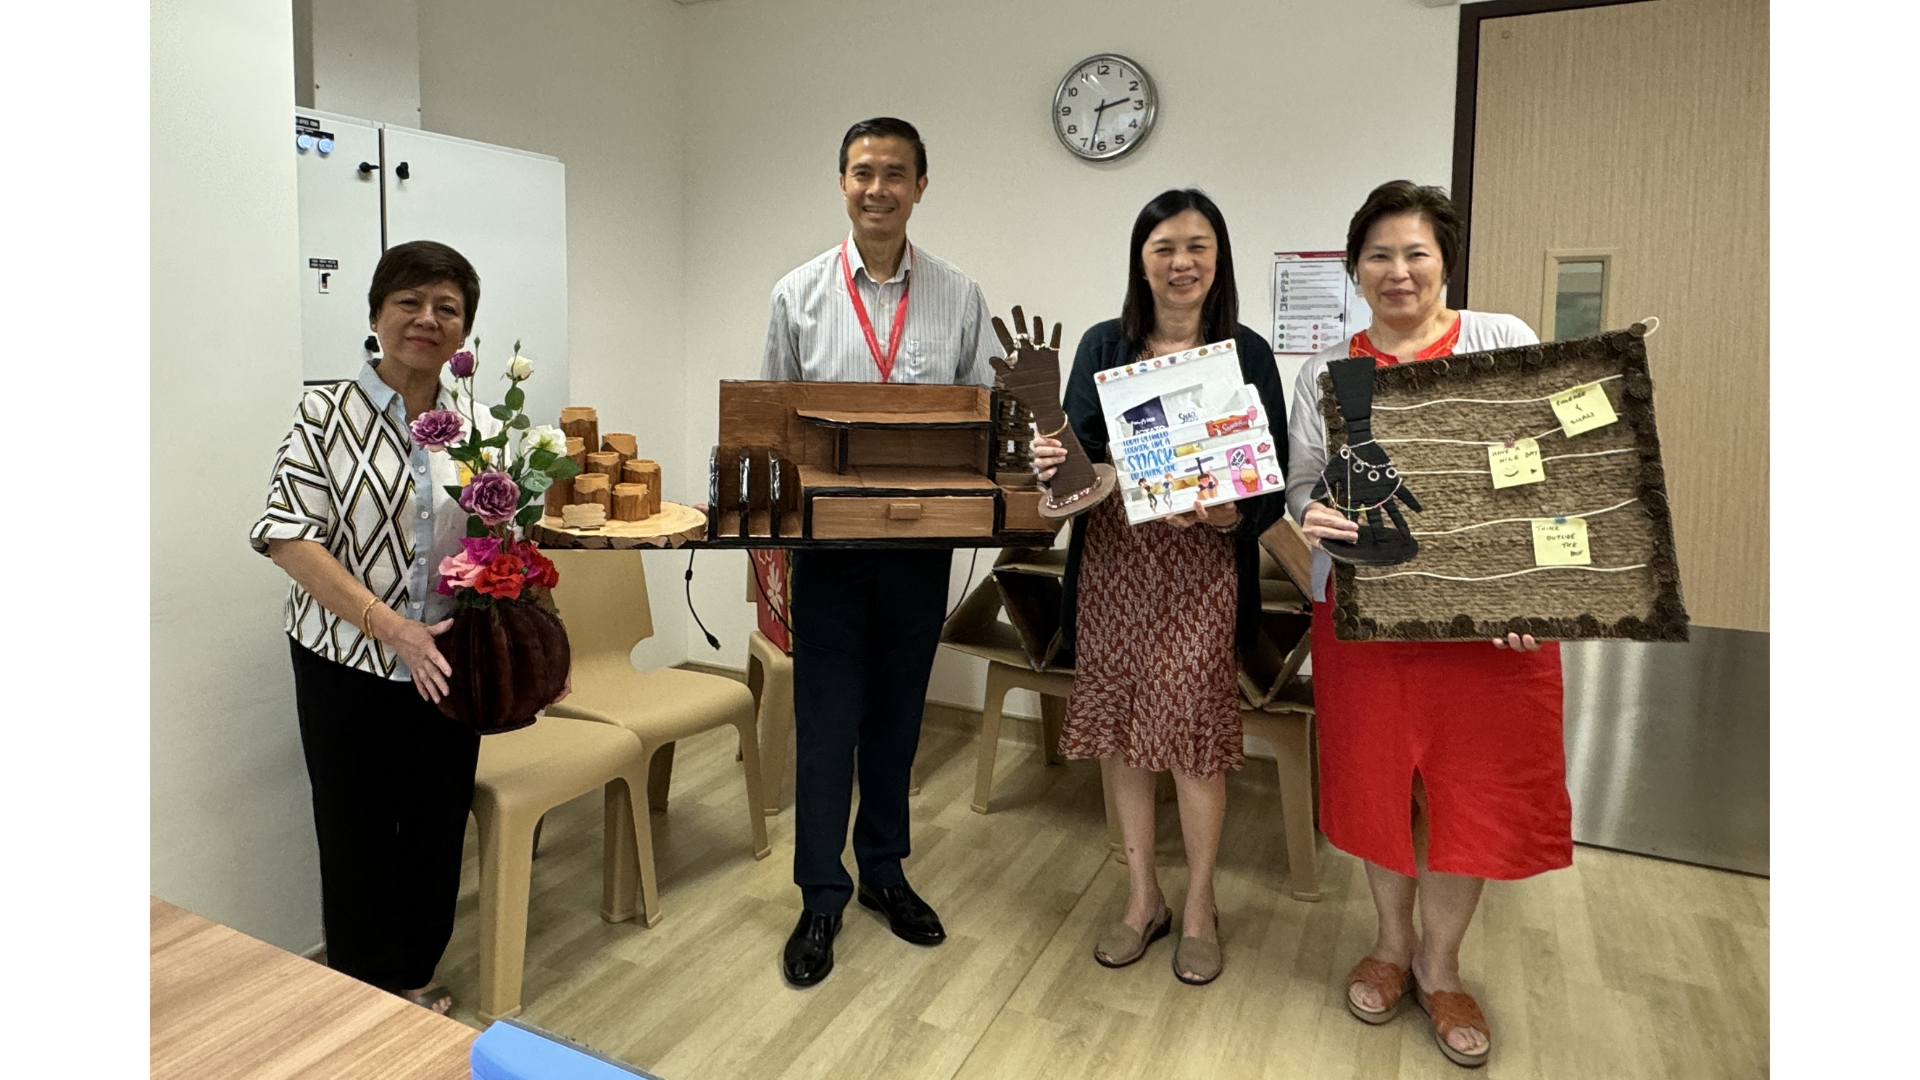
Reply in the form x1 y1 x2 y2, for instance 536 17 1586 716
1413 977 1491 1069
1346 957 1411 1024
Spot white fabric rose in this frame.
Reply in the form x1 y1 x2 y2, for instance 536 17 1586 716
524 424 566 455
508 353 534 380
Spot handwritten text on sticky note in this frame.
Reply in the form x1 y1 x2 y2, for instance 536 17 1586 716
1488 438 1545 489
1550 382 1618 437
1531 517 1592 566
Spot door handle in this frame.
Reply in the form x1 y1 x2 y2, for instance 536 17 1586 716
364 335 379 354
395 161 410 180
886 503 924 521
357 161 379 175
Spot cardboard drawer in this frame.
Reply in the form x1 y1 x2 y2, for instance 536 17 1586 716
810 495 995 539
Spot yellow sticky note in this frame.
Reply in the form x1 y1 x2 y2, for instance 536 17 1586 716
1550 382 1618 437
1531 517 1592 566
1487 438 1545 489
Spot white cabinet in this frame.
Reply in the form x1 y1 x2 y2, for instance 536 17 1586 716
294 110 383 383
294 110 569 428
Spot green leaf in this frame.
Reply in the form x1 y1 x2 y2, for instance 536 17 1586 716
480 433 510 449
489 404 514 421
443 485 464 500
514 504 543 527
504 386 525 411
466 516 489 538
520 471 553 494
529 448 558 470
510 414 530 430
545 457 581 480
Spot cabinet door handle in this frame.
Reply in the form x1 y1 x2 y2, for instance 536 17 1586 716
357 161 379 174
886 503 923 521
395 161 410 180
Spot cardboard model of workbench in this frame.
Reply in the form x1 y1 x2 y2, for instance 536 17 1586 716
701 380 1061 548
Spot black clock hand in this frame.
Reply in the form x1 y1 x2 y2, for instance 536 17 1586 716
1089 99 1109 138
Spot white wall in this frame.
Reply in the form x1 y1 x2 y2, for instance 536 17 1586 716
417 0 694 673
676 0 1461 708
305 0 423 126
152 0 321 951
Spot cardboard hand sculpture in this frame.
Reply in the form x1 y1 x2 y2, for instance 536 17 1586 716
989 306 1116 520
1312 356 1423 565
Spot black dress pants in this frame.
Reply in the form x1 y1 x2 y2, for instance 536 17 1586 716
288 639 481 992
789 548 950 915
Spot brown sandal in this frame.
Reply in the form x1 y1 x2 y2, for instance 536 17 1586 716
1413 977 1491 1069
1345 957 1411 1024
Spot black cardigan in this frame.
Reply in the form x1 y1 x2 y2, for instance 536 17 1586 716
1056 320 1290 666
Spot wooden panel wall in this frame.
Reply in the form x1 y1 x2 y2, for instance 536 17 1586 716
1468 0 1768 630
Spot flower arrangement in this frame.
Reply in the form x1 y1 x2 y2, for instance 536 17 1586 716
408 339 579 608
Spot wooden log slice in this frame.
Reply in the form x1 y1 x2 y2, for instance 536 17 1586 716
532 500 707 550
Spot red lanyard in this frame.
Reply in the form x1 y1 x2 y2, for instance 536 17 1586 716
839 237 911 382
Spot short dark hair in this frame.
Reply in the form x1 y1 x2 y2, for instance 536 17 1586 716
1344 180 1462 278
839 117 927 179
368 240 480 334
1120 189 1240 345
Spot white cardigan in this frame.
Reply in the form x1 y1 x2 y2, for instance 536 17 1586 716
1283 310 1539 601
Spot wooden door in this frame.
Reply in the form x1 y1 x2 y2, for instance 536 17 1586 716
1465 0 1767 631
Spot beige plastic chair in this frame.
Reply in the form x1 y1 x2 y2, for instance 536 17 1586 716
542 548 771 928
746 629 794 814
1241 681 1321 901
470 715 652 1022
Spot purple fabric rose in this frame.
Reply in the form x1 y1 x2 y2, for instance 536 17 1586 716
459 470 521 526
409 408 465 452
448 350 477 379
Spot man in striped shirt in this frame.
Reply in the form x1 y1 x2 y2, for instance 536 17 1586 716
764 118 996 989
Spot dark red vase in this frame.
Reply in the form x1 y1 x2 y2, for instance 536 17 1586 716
435 598 571 735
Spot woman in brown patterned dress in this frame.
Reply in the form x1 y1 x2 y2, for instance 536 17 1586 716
1032 189 1289 984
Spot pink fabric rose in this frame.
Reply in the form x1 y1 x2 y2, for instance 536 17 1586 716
436 549 488 595
448 350 477 379
458 470 521 526
409 409 466 452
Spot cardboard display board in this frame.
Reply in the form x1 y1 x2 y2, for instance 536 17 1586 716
1323 325 1687 642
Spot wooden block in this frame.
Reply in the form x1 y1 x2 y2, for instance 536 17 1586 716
572 472 611 509
560 407 598 456
612 482 649 522
585 451 623 488
628 459 663 515
545 475 575 517
560 503 606 529
602 432 637 458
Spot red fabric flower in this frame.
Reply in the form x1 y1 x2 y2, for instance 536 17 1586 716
518 544 560 589
473 552 527 600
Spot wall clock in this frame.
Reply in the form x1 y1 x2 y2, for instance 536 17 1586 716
1052 54 1157 161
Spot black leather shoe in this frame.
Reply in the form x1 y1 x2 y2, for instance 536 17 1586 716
857 880 946 946
782 909 840 988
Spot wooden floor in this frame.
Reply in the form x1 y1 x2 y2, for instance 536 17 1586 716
434 710 1769 1079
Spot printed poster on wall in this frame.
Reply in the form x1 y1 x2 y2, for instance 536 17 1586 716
1272 250 1370 356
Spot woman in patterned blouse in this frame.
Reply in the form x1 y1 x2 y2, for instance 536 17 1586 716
250 241 498 1016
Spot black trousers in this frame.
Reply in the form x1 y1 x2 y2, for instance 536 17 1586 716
288 639 480 992
789 548 950 914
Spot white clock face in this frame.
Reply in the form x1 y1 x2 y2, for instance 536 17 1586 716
1053 54 1156 161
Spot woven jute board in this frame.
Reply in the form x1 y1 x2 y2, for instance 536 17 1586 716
1321 327 1687 642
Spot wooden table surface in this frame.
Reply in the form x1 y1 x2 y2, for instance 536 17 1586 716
151 897 476 1080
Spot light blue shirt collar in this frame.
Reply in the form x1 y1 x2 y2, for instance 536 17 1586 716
844 232 914 286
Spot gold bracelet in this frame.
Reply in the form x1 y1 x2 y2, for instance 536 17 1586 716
360 596 383 641
1037 418 1070 439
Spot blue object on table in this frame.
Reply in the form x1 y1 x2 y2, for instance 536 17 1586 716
471 1019 665 1080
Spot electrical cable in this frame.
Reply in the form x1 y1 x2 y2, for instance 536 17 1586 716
685 549 721 650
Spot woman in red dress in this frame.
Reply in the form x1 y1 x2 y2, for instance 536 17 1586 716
1283 181 1572 1068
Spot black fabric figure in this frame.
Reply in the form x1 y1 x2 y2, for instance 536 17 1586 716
1312 357 1423 565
